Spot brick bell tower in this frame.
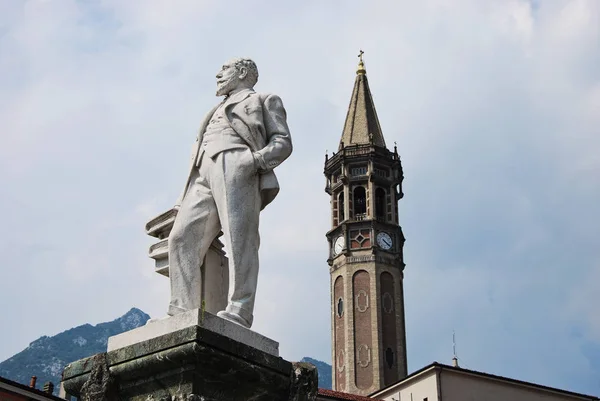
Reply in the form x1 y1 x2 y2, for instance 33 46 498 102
324 52 407 396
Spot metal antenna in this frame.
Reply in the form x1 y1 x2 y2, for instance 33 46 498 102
452 330 459 367
453 330 456 357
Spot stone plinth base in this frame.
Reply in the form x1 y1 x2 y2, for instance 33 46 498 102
107 310 279 356
61 322 317 401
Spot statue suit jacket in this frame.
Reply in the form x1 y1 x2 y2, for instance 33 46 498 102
175 89 293 210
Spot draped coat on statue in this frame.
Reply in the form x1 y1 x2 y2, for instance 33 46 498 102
175 89 293 210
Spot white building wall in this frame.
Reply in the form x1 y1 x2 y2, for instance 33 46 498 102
440 370 593 401
376 369 439 401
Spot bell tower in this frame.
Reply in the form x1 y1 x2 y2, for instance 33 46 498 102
324 52 407 396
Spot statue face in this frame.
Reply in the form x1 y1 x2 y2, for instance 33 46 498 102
215 62 244 96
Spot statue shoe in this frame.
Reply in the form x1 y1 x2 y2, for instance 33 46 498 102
216 310 251 328
145 315 171 325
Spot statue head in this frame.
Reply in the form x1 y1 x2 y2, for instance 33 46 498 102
216 58 259 97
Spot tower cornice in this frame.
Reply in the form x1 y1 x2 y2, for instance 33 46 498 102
325 144 399 172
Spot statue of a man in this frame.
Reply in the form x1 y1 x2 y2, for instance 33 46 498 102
167 58 292 328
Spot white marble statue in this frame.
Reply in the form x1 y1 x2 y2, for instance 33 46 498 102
167 58 293 328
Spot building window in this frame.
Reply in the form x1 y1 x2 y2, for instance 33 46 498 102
334 167 343 182
353 186 366 217
374 167 389 178
351 165 367 176
338 191 345 222
375 187 386 221
385 347 394 368
337 297 344 317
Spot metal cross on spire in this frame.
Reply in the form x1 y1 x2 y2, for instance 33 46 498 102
356 49 366 75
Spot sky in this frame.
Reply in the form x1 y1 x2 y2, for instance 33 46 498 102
0 0 599 396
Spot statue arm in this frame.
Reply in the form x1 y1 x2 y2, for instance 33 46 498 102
174 136 200 207
253 94 293 172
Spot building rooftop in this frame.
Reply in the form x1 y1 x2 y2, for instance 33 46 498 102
371 362 600 400
0 375 64 401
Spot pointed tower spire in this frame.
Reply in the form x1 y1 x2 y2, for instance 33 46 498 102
340 50 386 148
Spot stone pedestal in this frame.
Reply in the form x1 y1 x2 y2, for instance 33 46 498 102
107 309 278 356
61 314 317 401
146 209 229 314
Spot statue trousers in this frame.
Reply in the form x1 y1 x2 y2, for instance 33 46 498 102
168 147 261 326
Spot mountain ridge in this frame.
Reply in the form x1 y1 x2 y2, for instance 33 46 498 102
0 307 150 394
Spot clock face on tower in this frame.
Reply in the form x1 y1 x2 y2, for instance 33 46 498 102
333 236 345 256
377 232 393 250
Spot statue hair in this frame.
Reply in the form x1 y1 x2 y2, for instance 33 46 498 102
231 58 259 87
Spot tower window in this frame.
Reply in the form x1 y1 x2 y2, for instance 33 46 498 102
385 347 394 368
351 165 367 176
338 191 345 222
374 167 389 178
375 187 386 221
353 186 366 217
337 297 344 318
334 167 342 182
